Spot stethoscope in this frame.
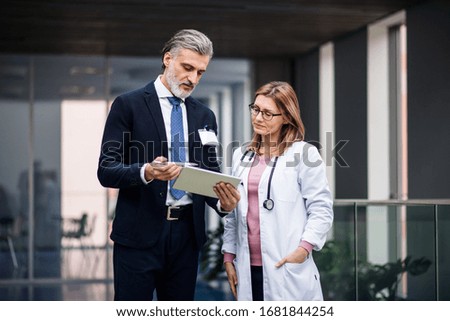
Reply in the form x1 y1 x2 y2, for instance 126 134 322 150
239 150 279 211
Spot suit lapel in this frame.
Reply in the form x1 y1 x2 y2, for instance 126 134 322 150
185 97 198 160
143 83 169 157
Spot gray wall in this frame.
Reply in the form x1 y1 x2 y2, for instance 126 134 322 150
295 50 320 145
407 1 450 199
334 29 368 199
406 0 450 300
252 58 294 89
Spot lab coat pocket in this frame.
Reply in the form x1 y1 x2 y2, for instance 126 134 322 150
283 259 321 300
285 253 309 268
283 254 311 275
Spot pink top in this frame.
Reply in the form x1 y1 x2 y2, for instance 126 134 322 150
223 154 314 265
246 154 270 266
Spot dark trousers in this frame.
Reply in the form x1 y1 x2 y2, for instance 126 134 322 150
251 265 264 301
113 211 198 301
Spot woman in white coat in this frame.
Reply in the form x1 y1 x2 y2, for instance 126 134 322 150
220 81 333 301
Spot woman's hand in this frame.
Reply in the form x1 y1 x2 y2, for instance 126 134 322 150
213 182 241 212
224 262 238 299
275 246 309 268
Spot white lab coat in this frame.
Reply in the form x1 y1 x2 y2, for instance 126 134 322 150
222 141 333 301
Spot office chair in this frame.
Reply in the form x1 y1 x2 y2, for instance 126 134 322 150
0 217 21 269
61 212 97 277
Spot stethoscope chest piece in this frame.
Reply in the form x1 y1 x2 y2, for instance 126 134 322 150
263 156 279 211
263 198 274 210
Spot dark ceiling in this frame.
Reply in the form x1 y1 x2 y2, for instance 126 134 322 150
1 0 426 59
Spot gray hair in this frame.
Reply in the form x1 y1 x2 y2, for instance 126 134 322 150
161 29 213 69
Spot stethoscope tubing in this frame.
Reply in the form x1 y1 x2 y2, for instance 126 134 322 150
239 149 279 211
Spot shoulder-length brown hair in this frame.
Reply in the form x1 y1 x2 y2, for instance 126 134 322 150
249 81 305 155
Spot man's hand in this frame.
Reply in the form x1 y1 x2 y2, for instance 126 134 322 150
213 182 240 212
145 156 182 181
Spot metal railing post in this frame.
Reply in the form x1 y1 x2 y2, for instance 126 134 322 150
434 204 439 300
354 202 358 301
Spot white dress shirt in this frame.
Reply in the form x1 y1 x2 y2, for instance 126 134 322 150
140 76 193 206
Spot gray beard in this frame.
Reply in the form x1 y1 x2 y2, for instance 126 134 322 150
166 66 195 99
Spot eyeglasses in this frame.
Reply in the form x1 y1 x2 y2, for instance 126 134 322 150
249 103 282 121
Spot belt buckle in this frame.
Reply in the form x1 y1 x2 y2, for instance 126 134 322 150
167 206 180 221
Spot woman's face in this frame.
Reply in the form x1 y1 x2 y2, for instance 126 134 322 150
251 95 285 141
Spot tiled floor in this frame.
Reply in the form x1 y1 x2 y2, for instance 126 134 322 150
0 249 232 301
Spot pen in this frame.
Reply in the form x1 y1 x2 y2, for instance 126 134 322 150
151 161 198 167
173 162 198 167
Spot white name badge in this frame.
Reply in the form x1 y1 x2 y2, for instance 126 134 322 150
198 129 219 146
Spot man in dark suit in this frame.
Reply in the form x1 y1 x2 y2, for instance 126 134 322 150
97 29 240 301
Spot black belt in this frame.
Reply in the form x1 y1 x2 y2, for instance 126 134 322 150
166 204 193 221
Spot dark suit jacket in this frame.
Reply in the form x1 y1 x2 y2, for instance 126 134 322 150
97 82 224 250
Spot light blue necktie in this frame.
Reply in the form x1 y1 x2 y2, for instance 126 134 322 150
168 96 186 199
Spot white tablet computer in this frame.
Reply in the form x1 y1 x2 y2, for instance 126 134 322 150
173 166 241 198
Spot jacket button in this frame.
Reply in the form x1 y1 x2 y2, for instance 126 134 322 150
159 192 164 197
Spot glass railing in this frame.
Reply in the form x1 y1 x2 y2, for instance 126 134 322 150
1 199 449 300
316 199 450 301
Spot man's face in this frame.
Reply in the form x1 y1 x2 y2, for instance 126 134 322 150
161 48 210 99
